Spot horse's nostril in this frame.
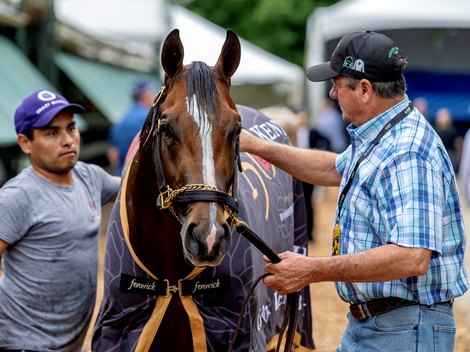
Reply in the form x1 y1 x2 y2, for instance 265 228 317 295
185 223 199 255
219 223 232 253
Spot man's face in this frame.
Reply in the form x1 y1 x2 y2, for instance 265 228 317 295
21 111 80 177
329 76 364 125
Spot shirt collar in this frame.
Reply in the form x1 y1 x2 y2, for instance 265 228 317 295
347 95 410 146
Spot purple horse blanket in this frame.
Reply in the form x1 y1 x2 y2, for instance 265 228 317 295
92 105 315 351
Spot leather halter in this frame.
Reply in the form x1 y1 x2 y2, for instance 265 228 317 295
144 86 241 223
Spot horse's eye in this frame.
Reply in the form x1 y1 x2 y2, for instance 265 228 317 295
159 123 173 137
233 124 242 142
235 125 242 137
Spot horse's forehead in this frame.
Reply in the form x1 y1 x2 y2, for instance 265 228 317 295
164 67 234 121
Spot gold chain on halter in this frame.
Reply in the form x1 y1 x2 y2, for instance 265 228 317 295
159 184 215 223
159 184 241 226
225 206 242 228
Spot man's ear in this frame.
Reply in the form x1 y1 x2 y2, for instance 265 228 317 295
359 79 373 103
17 134 32 155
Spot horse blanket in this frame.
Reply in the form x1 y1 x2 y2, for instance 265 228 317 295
92 105 315 351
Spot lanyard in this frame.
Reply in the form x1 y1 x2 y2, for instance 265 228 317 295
335 102 413 223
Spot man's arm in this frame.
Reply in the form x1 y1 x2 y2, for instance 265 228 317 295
263 244 432 295
240 129 341 187
106 146 120 172
0 239 8 255
0 240 6 275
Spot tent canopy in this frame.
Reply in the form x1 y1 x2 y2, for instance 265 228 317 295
55 53 161 123
54 1 304 107
306 0 470 122
171 5 303 86
54 0 168 56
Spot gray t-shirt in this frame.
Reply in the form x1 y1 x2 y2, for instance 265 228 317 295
0 162 119 351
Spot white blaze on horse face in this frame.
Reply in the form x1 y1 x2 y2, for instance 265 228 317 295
206 224 217 253
186 95 216 187
187 95 218 250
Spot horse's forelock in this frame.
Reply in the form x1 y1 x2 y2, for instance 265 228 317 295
186 61 221 127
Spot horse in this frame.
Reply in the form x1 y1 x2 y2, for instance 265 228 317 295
92 29 315 351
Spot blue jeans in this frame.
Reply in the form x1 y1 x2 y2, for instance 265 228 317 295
336 302 455 352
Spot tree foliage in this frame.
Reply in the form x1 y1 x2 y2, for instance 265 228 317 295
174 0 341 67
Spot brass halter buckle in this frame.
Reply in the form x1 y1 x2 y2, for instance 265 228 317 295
164 279 184 298
158 186 173 210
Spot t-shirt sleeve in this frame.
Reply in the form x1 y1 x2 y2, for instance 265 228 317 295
85 164 120 205
0 185 33 245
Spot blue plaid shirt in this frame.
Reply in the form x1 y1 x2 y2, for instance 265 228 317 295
335 96 468 304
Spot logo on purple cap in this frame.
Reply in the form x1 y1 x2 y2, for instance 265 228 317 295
37 91 57 102
35 91 69 115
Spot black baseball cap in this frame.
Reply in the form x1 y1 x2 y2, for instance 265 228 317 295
306 31 405 82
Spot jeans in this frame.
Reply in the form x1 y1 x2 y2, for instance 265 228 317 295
336 301 455 352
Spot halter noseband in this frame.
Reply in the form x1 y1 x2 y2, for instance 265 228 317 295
148 86 240 223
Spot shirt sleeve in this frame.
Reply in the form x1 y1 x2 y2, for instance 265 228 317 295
0 185 33 245
335 145 352 178
82 163 120 205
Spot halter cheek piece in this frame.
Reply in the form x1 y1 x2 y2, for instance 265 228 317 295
147 86 240 223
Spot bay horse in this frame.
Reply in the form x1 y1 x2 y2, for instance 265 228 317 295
92 29 314 351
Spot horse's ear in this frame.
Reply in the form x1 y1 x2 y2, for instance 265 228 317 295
216 29 241 81
161 29 184 79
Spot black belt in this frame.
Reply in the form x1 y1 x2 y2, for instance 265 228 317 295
349 297 452 321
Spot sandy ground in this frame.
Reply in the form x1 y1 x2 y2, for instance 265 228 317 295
81 187 470 351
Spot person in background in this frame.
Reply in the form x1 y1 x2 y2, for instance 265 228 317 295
0 90 120 351
107 78 156 175
434 107 463 172
294 106 330 241
459 128 470 206
240 31 467 351
315 100 348 153
412 96 429 119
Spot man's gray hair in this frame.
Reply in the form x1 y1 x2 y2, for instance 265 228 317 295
344 57 407 99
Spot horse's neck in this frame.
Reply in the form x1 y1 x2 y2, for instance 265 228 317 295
127 155 194 282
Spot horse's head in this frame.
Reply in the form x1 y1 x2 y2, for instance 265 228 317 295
141 29 241 267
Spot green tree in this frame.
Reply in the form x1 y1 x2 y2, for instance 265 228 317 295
174 0 340 66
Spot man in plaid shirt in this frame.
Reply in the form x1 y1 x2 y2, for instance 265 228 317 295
241 31 468 351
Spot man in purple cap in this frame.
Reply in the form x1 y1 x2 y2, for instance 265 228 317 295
240 31 467 350
0 90 120 351
107 78 156 175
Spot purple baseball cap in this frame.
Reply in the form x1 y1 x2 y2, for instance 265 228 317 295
14 90 85 135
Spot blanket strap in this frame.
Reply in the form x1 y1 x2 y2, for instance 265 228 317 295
135 267 207 352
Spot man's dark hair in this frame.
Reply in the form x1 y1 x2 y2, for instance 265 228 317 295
22 128 34 141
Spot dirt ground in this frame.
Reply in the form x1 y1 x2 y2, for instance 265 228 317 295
81 186 470 351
